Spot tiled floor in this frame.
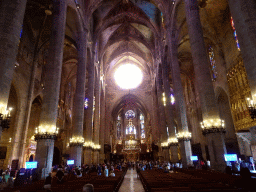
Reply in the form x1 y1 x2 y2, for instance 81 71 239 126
119 169 145 192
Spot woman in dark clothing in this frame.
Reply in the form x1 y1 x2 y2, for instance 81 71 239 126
44 173 52 189
97 165 102 176
56 169 64 184
136 166 140 179
14 170 21 187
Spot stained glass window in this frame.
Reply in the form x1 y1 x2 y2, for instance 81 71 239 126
125 110 135 119
231 17 240 51
93 96 95 111
20 27 23 38
162 92 166 106
117 115 121 139
170 94 175 105
208 46 217 81
126 124 136 134
167 126 169 137
140 114 145 139
84 98 88 109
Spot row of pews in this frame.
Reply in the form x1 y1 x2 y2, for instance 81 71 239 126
139 168 250 192
6 168 127 192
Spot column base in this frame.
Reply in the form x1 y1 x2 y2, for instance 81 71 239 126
179 140 193 168
35 139 55 179
205 132 227 172
169 145 179 163
99 152 105 164
93 150 100 164
83 148 92 165
70 145 83 167
162 148 170 161
250 127 256 160
251 145 256 161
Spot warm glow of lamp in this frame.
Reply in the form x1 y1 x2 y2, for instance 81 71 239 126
35 125 59 134
200 119 225 129
162 92 166 106
168 137 178 144
114 64 143 89
70 136 84 144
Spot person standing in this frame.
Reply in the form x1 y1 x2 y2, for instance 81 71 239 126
44 173 52 190
104 166 109 177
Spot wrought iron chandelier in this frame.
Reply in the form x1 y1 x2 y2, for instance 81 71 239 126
0 106 12 130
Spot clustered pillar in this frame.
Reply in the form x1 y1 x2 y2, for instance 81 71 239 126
162 55 179 163
169 23 192 168
84 54 95 165
99 88 106 163
185 0 227 171
156 66 169 161
93 71 101 164
35 0 67 178
0 0 27 140
69 28 87 167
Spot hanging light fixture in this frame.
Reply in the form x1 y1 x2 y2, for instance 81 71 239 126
0 105 12 130
34 125 59 141
246 97 256 120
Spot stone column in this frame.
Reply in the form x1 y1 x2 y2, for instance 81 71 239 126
184 0 227 171
70 29 87 167
156 66 169 161
168 20 192 168
93 71 101 164
84 54 95 165
15 12 50 169
99 87 105 163
162 56 179 163
152 86 160 144
228 0 256 96
157 67 168 143
35 0 67 178
9 96 27 167
0 0 27 113
250 127 256 161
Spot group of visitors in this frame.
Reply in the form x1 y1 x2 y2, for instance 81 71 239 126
0 168 10 183
135 160 182 172
41 162 124 190
0 167 39 188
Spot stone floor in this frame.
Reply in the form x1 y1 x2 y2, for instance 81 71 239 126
119 169 145 192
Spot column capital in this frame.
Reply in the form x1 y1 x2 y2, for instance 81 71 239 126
200 119 226 135
202 128 226 136
70 143 83 147
34 133 57 141
176 131 192 141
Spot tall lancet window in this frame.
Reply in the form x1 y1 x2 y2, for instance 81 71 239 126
126 119 136 135
208 46 217 81
231 17 240 51
117 115 121 139
140 114 145 139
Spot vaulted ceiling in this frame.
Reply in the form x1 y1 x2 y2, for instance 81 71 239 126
90 0 164 117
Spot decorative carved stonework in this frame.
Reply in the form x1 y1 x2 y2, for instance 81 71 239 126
227 60 256 131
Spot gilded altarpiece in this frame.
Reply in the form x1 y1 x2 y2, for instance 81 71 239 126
227 60 256 131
